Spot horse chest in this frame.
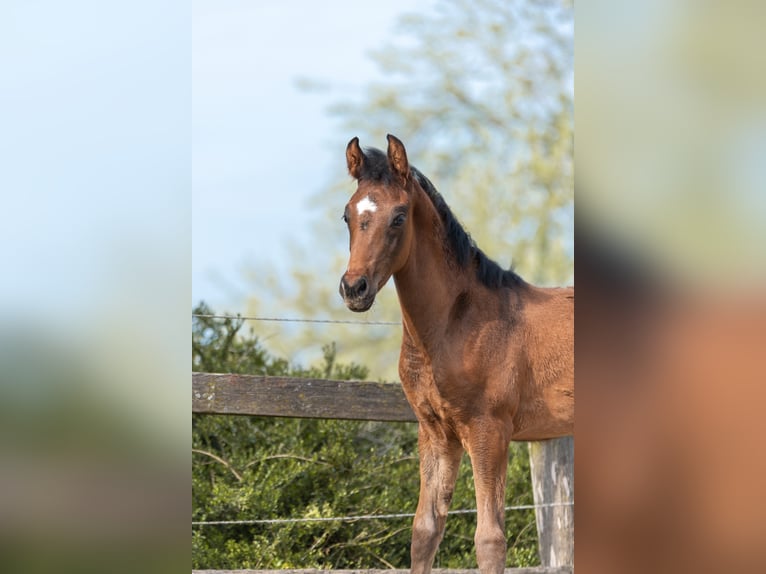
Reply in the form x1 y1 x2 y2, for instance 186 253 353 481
400 350 479 429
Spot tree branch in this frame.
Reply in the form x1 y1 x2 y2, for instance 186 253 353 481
192 448 242 482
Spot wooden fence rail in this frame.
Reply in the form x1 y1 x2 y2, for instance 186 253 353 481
193 372 416 421
192 373 573 570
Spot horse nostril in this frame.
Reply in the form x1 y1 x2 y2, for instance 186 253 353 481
341 275 370 300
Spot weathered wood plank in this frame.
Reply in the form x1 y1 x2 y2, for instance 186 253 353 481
529 437 574 568
192 373 417 422
192 569 573 574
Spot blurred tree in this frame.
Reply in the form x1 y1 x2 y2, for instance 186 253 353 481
192 304 538 568
248 0 572 380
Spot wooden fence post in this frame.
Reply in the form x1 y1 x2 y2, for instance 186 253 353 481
528 436 574 567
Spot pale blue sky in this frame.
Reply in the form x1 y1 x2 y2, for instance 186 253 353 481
0 0 434 435
0 0 432 319
1 1 189 320
193 0 433 310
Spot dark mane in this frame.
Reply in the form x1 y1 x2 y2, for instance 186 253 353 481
412 168 527 290
358 147 526 291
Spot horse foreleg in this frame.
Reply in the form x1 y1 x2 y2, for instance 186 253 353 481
411 426 463 574
467 422 511 574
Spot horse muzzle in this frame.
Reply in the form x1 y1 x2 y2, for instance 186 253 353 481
339 273 376 312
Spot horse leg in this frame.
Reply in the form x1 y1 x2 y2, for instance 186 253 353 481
467 423 511 574
411 426 463 574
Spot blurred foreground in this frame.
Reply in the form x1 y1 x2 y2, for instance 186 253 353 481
576 1 766 571
0 1 189 572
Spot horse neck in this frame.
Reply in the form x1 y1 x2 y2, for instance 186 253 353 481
392 186 472 349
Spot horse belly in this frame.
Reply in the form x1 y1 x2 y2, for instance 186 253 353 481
512 381 574 440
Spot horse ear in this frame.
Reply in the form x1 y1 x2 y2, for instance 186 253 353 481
346 137 366 179
386 134 410 183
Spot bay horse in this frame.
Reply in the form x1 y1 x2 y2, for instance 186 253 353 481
339 134 573 573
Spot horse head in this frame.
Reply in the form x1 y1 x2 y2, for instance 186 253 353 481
339 134 415 312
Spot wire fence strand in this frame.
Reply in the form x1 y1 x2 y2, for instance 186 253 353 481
192 313 400 326
192 501 573 527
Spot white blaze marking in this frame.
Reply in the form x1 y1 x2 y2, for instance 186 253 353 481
356 196 377 215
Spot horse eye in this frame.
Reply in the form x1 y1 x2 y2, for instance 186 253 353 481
342 213 348 224
391 213 406 227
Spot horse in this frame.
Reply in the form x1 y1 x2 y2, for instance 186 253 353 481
338 134 574 574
